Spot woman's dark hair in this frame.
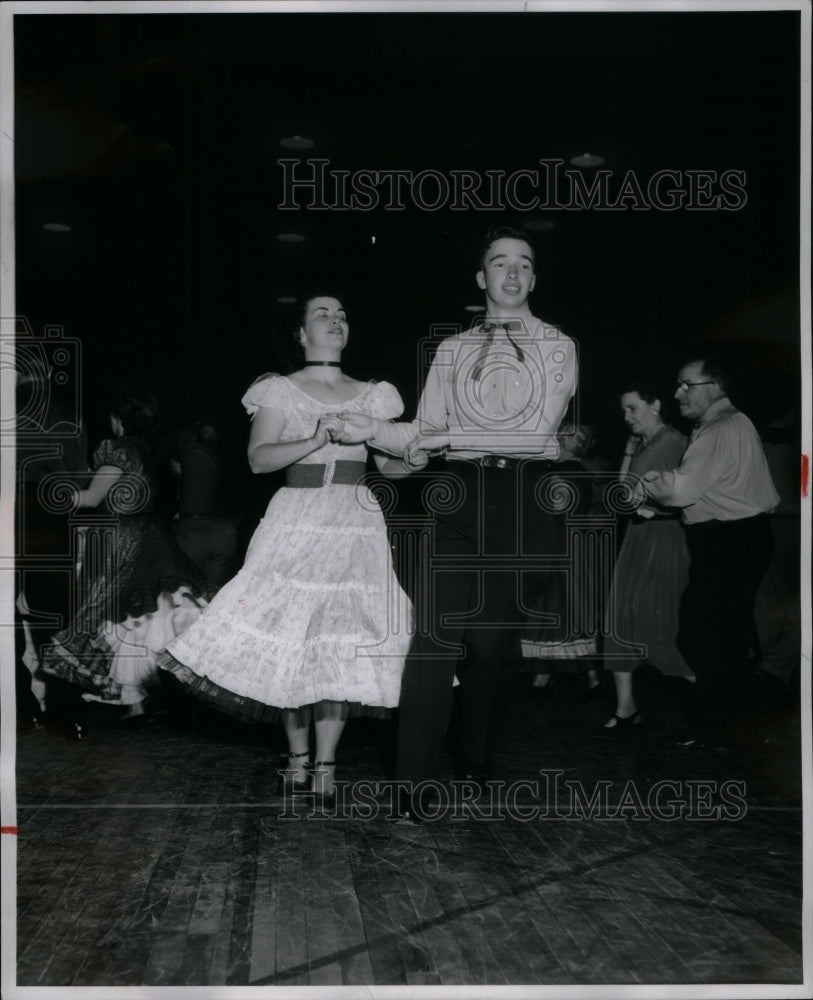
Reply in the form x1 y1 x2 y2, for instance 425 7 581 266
279 289 347 373
618 379 680 426
111 388 160 438
294 289 345 327
619 381 661 406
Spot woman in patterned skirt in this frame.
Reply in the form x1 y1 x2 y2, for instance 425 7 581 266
41 389 213 728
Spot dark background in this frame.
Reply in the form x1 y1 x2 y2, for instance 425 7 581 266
13 9 802 484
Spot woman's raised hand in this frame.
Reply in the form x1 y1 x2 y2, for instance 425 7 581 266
312 415 346 448
331 412 378 444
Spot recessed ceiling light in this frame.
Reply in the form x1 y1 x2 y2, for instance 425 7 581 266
42 223 72 232
570 153 605 168
277 233 305 243
276 296 297 304
523 219 555 232
280 135 315 150
464 304 483 313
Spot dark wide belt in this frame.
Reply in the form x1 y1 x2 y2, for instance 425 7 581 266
286 460 367 488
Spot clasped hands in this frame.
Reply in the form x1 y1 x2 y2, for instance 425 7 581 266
624 473 650 511
319 412 447 472
313 412 375 448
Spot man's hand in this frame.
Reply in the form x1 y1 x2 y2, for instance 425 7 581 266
404 439 431 471
332 412 379 443
630 476 648 508
404 432 449 470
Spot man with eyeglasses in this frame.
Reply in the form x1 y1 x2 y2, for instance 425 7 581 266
635 358 779 750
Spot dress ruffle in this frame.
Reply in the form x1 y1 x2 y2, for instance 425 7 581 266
520 459 600 668
41 514 212 704
78 589 208 704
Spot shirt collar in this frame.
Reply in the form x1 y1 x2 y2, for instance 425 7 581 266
698 395 737 425
641 423 668 448
466 314 541 338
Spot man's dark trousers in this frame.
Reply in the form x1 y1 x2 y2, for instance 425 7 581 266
678 513 773 738
396 459 559 781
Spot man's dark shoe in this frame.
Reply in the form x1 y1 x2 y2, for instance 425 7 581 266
454 755 491 789
394 785 444 824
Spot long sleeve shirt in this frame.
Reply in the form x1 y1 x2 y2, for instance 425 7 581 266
642 397 779 524
370 317 577 459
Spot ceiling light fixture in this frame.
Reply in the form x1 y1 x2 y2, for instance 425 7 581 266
277 233 305 243
42 223 72 232
280 135 315 150
276 296 297 304
464 305 483 313
523 219 555 232
569 153 605 168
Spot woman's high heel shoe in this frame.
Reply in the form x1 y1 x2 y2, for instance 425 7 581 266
67 718 88 741
311 760 336 808
596 711 643 738
276 750 311 795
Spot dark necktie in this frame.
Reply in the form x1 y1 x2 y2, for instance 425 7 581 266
471 320 525 381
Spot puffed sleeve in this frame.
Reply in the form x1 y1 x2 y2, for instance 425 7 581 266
92 437 141 475
241 373 288 418
367 381 405 421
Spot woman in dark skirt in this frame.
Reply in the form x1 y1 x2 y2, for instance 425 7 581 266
600 382 694 735
41 389 213 723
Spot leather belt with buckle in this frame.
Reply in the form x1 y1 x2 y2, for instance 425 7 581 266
477 455 518 469
448 456 557 471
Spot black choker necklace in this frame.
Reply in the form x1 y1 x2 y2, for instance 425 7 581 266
304 361 342 367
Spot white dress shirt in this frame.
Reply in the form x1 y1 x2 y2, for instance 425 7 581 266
370 317 577 459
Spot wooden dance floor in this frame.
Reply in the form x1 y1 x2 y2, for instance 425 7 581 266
11 671 806 989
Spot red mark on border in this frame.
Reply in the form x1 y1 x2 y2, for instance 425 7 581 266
802 454 810 499
1 826 18 835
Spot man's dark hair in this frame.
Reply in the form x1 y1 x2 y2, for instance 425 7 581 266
478 226 535 271
692 357 732 395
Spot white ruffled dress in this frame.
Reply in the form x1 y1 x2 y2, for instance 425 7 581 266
159 375 412 722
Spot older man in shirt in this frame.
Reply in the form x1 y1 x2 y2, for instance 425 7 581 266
338 226 577 807
639 358 779 749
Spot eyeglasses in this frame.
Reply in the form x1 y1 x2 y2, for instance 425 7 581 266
675 380 716 393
